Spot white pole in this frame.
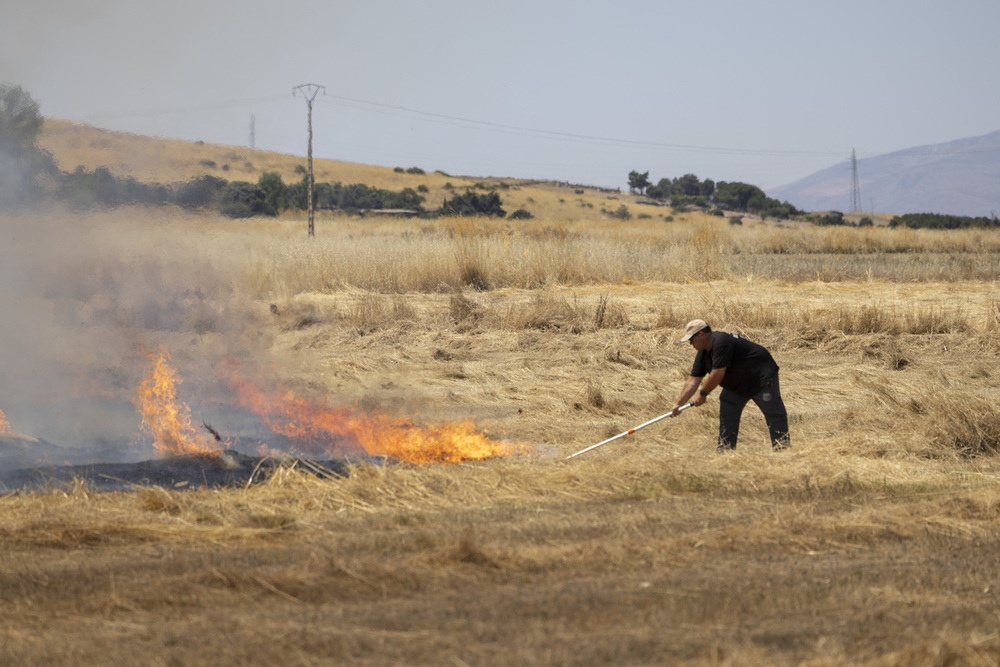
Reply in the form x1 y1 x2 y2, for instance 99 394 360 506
564 403 694 460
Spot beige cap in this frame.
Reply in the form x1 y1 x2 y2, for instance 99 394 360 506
680 319 709 342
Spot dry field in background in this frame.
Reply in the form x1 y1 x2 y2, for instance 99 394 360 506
3 126 1000 664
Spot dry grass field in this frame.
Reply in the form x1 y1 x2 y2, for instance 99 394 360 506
2 122 1000 665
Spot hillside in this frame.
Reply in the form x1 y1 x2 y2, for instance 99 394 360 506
768 130 1000 217
36 118 645 222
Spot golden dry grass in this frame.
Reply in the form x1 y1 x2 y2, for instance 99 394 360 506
3 124 1000 665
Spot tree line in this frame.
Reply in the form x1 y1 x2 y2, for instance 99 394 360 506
888 213 1000 230
33 165 431 218
627 170 800 219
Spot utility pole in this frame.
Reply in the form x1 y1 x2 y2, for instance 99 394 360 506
249 114 255 150
292 83 325 237
850 148 861 213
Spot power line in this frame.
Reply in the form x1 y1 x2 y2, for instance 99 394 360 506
80 90 1000 164
317 94 1000 163
316 94 847 158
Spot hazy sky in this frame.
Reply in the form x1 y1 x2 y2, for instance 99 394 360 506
3 0 999 190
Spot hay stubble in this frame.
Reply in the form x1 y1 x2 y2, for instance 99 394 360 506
2 204 1000 665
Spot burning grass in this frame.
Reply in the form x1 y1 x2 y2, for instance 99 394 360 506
228 372 523 463
137 347 220 457
133 345 521 466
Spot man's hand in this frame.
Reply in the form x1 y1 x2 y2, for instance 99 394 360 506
693 393 707 407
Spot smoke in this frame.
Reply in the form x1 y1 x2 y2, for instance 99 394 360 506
0 153 24 205
0 208 259 468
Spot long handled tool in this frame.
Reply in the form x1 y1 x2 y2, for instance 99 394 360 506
564 403 695 460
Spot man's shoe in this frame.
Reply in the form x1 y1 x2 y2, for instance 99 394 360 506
716 443 736 453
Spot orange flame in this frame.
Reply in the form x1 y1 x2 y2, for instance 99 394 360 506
0 407 12 437
137 347 220 457
230 375 518 464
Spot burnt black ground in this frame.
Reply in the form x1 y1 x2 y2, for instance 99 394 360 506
0 449 348 493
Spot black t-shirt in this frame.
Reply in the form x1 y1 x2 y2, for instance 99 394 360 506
691 331 780 397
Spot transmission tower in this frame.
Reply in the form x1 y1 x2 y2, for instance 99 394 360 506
249 114 255 150
850 148 861 213
292 83 326 238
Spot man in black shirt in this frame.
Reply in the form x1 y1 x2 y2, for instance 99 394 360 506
670 319 789 451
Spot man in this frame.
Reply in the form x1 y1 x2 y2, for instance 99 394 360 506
671 319 789 451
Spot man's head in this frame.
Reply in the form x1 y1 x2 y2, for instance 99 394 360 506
680 319 711 349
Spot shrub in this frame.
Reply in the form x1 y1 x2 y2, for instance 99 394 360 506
442 191 506 217
60 166 171 208
176 175 228 209
815 211 847 226
610 205 631 220
217 181 266 218
508 208 533 220
406 167 425 175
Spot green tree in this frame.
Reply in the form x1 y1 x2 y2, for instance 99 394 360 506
0 84 57 207
646 178 672 200
442 191 505 217
257 172 286 216
286 174 308 209
673 173 703 197
713 181 765 211
627 170 650 194
217 181 266 218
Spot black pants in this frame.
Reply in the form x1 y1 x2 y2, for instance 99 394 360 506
718 374 789 449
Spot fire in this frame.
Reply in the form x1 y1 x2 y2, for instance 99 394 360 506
230 375 518 464
0 407 12 437
134 347 520 464
137 347 220 457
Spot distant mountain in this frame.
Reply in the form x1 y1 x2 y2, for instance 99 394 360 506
767 130 1000 217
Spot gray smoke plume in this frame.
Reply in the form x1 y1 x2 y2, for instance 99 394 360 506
0 208 261 472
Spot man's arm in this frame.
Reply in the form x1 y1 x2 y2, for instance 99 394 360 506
685 367 727 409
699 368 726 397
672 375 702 415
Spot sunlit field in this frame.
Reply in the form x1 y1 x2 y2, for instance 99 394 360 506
3 125 1000 665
